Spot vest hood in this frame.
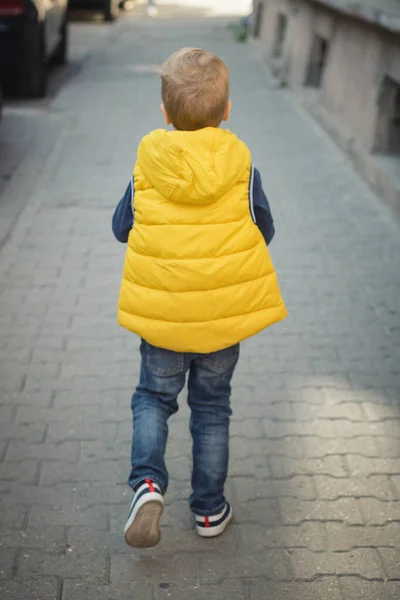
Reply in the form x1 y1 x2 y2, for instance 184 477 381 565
137 127 250 205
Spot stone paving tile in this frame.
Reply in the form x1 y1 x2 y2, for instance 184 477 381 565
0 405 16 423
392 475 400 498
0 503 27 529
248 577 343 600
67 527 128 555
230 419 265 438
0 7 399 600
0 527 66 550
71 483 129 510
1 390 54 408
199 550 292 583
339 578 400 599
0 422 47 443
362 403 400 422
232 475 316 501
359 499 400 524
293 435 381 458
238 521 327 552
292 401 365 421
289 548 384 580
325 522 400 551
62 580 155 600
28 505 110 530
0 460 40 485
229 455 271 479
0 374 25 393
16 405 86 424
16 545 109 583
0 482 75 510
376 437 400 457
155 580 247 600
270 455 347 478
231 399 294 420
0 548 17 579
378 547 400 579
46 421 118 444
313 474 396 501
233 498 282 526
5 441 80 463
0 577 60 600
230 435 306 459
346 455 400 477
278 497 364 525
110 553 199 586
53 390 127 409
39 460 128 486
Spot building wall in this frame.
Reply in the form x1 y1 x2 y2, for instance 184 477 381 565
253 0 400 154
254 0 286 60
319 11 382 150
288 1 314 86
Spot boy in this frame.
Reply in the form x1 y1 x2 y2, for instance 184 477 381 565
112 48 287 548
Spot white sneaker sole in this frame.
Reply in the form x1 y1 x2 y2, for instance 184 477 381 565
124 498 164 548
196 507 233 538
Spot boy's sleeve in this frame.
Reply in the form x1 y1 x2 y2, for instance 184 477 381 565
112 178 134 243
250 167 275 246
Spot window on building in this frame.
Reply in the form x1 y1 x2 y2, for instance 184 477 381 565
253 1 264 38
306 35 329 87
375 76 400 154
273 13 288 57
391 82 400 153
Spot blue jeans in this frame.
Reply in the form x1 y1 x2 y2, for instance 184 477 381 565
129 340 240 516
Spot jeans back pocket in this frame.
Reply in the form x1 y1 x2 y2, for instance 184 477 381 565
199 344 240 375
143 341 185 377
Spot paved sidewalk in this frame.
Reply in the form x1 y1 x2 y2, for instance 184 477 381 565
0 10 400 600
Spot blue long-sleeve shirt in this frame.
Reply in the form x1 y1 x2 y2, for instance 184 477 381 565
112 167 275 245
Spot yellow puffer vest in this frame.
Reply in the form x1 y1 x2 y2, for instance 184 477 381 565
118 127 287 353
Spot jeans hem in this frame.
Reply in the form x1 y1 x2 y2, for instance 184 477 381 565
129 476 166 495
191 499 227 517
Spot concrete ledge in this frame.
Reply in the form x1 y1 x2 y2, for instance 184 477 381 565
309 0 400 33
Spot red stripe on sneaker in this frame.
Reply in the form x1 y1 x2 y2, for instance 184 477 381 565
204 517 210 528
145 479 155 493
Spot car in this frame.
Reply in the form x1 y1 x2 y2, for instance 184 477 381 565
68 0 119 22
0 0 68 97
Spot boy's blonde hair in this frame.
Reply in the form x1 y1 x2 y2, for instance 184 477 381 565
160 48 230 131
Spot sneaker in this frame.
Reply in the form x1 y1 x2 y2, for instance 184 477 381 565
146 5 158 16
124 479 164 548
195 502 233 538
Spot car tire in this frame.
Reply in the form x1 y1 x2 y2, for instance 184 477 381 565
20 23 47 98
104 0 118 21
52 20 68 66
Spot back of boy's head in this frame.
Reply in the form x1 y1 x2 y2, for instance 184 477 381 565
160 48 230 132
